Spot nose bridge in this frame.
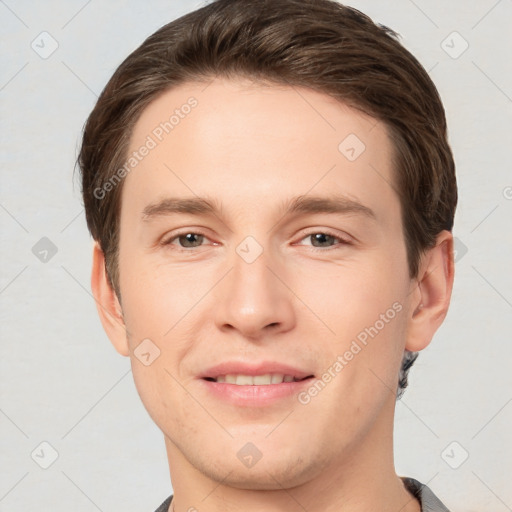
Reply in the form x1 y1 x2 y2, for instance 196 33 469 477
214 235 295 336
233 239 272 302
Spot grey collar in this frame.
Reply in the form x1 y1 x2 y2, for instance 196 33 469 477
155 477 451 512
401 477 451 512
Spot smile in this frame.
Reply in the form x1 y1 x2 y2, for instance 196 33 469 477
204 373 312 385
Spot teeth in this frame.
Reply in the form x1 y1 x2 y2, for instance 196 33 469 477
213 374 299 385
254 374 273 385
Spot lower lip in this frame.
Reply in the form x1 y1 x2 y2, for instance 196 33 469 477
198 378 315 407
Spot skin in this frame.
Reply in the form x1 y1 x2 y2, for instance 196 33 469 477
91 77 454 512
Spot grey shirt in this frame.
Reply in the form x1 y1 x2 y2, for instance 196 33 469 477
154 477 450 511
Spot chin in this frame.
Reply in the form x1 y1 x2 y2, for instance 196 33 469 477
191 447 327 491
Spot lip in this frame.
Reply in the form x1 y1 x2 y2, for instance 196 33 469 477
197 360 314 380
196 360 315 407
198 377 315 407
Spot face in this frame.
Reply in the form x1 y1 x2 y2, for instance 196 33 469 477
113 77 418 489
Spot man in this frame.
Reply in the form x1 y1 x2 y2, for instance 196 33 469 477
78 0 457 510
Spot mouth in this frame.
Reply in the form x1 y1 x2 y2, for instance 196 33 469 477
197 361 315 405
202 374 314 385
199 373 315 406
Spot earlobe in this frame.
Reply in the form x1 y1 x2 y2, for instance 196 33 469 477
405 231 455 352
90 241 130 357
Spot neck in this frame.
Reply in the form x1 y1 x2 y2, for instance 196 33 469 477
163 397 420 512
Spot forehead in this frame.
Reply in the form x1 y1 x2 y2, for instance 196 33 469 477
122 77 399 227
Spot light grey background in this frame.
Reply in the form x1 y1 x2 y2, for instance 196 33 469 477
1 1 511 511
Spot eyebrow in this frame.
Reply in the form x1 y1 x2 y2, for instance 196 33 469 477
141 194 376 222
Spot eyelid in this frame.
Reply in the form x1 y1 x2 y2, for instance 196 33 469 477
163 230 210 243
160 228 353 250
294 228 353 248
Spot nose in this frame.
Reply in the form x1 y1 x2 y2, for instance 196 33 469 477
213 244 296 339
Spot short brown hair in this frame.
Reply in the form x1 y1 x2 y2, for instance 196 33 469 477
78 0 457 397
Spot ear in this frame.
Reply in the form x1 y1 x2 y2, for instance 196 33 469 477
91 241 129 357
405 230 455 352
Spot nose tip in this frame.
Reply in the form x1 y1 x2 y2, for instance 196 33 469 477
214 251 295 338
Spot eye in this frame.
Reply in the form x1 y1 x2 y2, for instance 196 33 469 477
296 231 351 250
161 232 210 249
160 230 350 251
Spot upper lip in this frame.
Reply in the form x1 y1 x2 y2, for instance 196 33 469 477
198 361 315 380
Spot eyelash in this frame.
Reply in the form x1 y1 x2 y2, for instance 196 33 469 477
160 229 351 252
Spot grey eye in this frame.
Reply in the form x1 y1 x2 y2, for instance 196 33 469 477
177 233 204 248
309 233 337 247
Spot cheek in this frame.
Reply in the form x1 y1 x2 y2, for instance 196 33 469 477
295 248 410 396
294 248 408 337
129 354 202 441
119 258 204 429
118 247 204 344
